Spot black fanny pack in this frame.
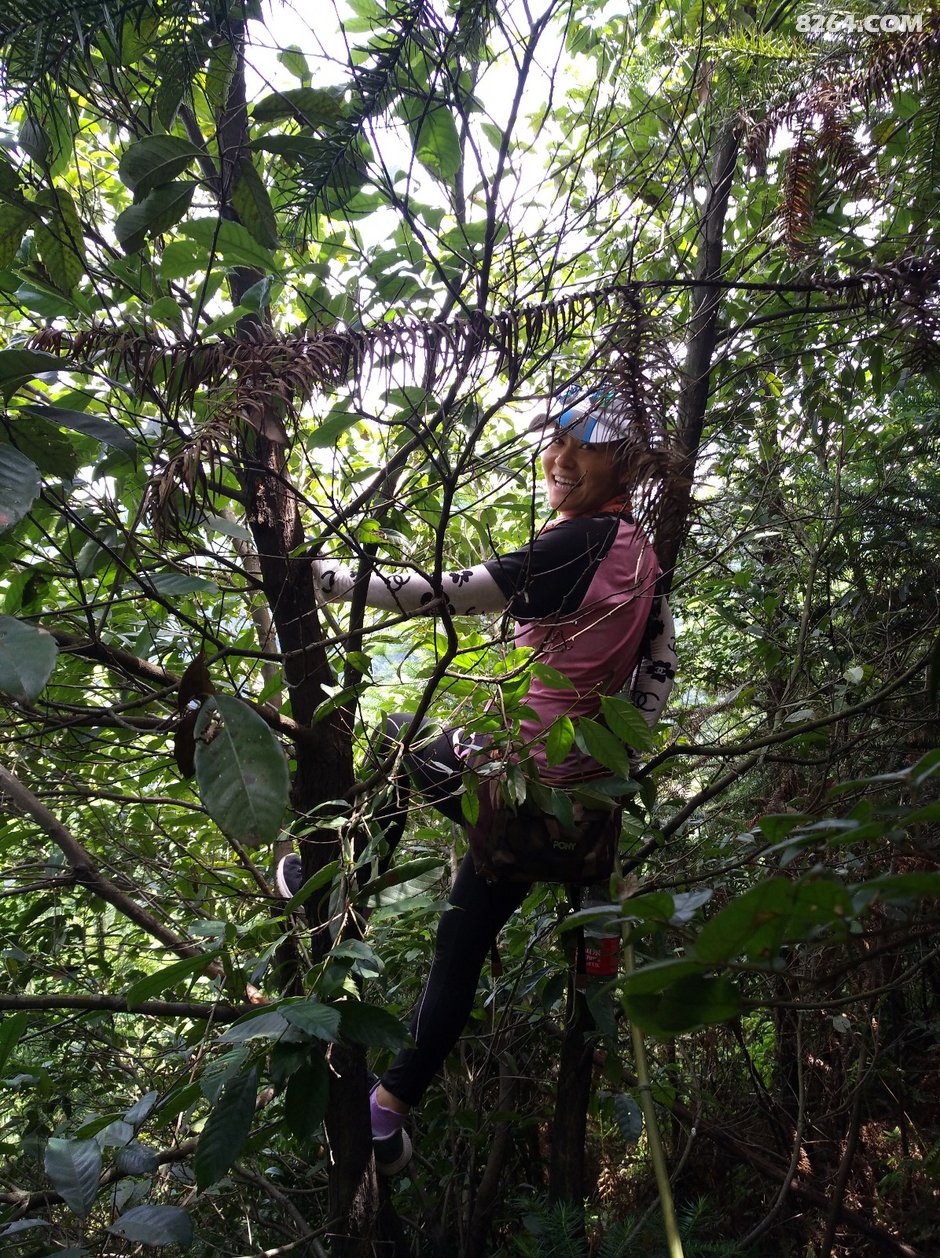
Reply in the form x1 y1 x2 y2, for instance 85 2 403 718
465 774 621 885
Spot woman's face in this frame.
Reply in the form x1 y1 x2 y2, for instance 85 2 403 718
540 431 625 516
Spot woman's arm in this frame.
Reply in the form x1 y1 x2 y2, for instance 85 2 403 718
631 595 677 729
315 556 510 616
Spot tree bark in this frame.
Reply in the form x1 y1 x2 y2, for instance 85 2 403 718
656 125 741 591
548 983 596 1208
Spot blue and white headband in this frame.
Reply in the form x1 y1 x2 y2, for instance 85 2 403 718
532 388 635 446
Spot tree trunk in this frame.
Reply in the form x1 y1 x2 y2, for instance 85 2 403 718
656 125 741 590
217 23 374 1254
548 983 596 1208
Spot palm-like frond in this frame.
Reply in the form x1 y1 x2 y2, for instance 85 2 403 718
284 0 440 232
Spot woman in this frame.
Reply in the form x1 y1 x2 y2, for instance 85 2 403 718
278 388 677 1174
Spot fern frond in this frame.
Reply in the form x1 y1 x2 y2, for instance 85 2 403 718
286 0 440 233
779 126 819 253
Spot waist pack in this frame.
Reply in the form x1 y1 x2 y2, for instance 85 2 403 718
465 774 621 885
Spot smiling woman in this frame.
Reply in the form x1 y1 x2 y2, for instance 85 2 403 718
277 382 678 1174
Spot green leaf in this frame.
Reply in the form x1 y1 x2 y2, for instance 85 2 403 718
0 1010 28 1076
277 45 310 83
115 182 196 254
622 975 742 1035
218 1010 290 1044
284 1056 329 1140
599 695 654 751
545 715 575 766
2 413 78 479
17 117 49 165
204 39 237 111
0 202 34 269
155 60 190 130
195 1067 257 1189
337 1001 411 1051
44 1137 102 1217
231 159 278 250
182 218 276 273
0 1219 50 1238
576 717 634 778
0 444 40 529
612 1093 643 1144
114 1141 160 1175
402 102 461 182
118 136 202 196
856 872 940 903
239 275 273 312
125 952 218 1005
194 694 290 847
33 188 86 292
252 87 345 126
307 410 361 448
0 615 58 701
280 999 342 1041
694 877 853 965
620 958 707 995
107 1205 193 1247
146 570 219 596
20 402 136 460
356 856 446 898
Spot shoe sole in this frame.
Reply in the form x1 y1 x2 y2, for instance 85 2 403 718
274 856 298 901
375 1128 412 1177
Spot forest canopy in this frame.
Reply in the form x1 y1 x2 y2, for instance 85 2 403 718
0 1 938 1255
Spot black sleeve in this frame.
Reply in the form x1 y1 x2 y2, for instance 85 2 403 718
483 515 621 621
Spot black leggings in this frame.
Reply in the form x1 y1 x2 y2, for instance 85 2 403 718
373 716 530 1107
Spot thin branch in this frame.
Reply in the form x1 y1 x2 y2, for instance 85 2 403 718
0 763 216 970
0 992 251 1019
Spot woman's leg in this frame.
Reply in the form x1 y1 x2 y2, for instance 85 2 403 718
380 853 529 1107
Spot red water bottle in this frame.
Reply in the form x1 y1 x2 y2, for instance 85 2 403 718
581 891 621 979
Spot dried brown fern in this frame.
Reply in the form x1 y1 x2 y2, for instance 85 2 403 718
744 13 940 252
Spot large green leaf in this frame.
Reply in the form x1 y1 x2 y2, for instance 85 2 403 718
43 1137 102 1217
230 159 278 250
125 951 218 1005
284 1054 329 1141
114 181 197 255
694 877 853 965
252 87 345 126
118 135 202 196
0 202 34 269
2 414 78 479
18 403 137 460
0 616 58 701
218 1010 290 1044
575 717 634 779
194 1067 257 1189
402 102 461 182
182 217 276 273
194 694 290 847
146 570 219 596
33 187 86 292
622 975 742 1036
599 694 654 751
0 442 40 529
0 1010 28 1076
0 348 62 396
114 1141 160 1175
280 999 342 1041
107 1205 193 1247
337 1001 411 1050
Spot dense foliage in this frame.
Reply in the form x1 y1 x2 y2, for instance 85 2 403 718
0 1 938 1255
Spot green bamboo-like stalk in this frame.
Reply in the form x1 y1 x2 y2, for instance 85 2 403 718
623 941 686 1258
